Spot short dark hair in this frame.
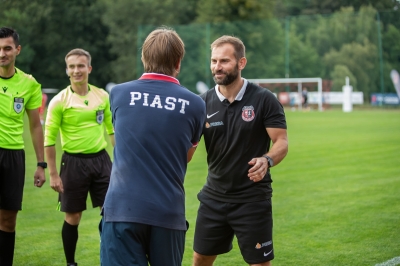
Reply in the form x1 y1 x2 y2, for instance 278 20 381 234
211 35 245 61
141 26 185 76
0 27 20 47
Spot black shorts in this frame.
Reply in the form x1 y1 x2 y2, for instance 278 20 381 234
193 192 274 264
58 149 111 213
0 148 25 211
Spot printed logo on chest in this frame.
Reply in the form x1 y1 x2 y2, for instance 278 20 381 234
242 105 255 122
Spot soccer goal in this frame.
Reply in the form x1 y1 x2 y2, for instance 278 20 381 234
248 78 323 111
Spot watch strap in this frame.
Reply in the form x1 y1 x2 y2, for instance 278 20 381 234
37 162 47 169
262 155 273 167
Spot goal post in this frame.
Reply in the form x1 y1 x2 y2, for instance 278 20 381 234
248 78 323 111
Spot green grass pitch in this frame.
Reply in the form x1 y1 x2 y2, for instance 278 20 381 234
12 108 400 265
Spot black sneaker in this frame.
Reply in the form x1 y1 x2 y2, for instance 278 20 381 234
67 263 77 266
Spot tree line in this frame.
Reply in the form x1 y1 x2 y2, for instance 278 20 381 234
1 0 399 97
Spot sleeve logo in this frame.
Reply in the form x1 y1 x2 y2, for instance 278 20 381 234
14 97 24 114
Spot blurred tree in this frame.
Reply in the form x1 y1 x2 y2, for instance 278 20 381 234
274 0 312 17
190 0 282 89
195 0 275 23
307 6 378 57
324 40 378 97
285 19 322 78
330 65 357 91
33 0 114 89
275 0 400 17
98 0 198 84
242 19 286 80
0 1 49 74
2 0 398 97
304 5 381 97
383 24 400 72
1 0 114 89
382 23 400 93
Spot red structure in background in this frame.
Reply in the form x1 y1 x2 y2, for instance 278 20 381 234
264 80 332 94
261 79 333 109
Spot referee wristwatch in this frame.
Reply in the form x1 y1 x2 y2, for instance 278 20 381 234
262 155 274 168
37 162 47 169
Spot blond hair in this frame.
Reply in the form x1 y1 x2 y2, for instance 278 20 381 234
65 48 92 66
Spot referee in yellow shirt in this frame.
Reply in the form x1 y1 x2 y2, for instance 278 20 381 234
0 26 46 266
44 48 114 266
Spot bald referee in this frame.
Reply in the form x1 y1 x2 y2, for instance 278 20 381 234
44 48 114 266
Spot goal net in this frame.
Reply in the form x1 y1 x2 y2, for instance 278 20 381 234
247 78 323 111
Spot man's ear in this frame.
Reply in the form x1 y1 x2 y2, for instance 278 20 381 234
175 60 181 73
238 57 247 70
16 45 21 56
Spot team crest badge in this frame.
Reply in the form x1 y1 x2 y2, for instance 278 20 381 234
14 97 24 114
96 110 104 124
242 105 255 122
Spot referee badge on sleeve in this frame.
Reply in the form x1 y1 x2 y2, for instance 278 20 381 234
14 97 24 114
96 110 104 124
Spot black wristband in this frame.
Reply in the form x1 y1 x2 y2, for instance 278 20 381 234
37 162 47 169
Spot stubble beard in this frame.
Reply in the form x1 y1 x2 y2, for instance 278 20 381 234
213 65 239 86
0 58 11 67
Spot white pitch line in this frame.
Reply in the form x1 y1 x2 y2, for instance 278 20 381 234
375 257 400 266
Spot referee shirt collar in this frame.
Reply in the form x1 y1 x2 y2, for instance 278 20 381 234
214 78 248 102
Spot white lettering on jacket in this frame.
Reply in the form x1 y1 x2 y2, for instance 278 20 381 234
130 92 189 114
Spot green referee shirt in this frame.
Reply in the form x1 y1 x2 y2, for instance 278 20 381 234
0 68 42 149
44 84 113 154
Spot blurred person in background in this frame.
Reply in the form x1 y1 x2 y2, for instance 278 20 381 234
302 87 308 109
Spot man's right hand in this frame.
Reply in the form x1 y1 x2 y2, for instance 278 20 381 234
50 174 64 193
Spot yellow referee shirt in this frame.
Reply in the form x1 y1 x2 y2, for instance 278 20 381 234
44 84 113 154
0 68 42 149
